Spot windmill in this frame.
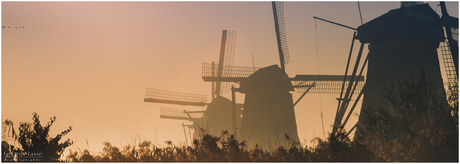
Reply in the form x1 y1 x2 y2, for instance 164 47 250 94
144 89 208 142
158 106 206 143
144 30 243 143
329 2 458 139
201 1 365 150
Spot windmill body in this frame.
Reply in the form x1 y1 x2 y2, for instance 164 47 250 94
238 65 299 149
204 96 242 136
355 4 447 139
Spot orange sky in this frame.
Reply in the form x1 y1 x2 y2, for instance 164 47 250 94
2 1 458 153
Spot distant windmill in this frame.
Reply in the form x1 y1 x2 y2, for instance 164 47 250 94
144 87 243 144
157 106 206 143
330 2 458 139
144 30 243 143
202 1 365 150
144 89 208 142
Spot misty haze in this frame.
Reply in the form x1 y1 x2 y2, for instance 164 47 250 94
2 1 458 162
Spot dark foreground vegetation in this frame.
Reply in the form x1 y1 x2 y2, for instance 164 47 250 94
2 73 458 162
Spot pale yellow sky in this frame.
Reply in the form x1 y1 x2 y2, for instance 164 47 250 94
2 1 458 152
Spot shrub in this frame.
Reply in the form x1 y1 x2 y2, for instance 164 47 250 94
2 113 73 162
361 71 458 161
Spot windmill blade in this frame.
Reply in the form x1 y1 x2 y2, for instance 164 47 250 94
159 106 203 121
442 24 459 81
203 63 365 94
203 63 262 81
144 88 208 106
215 30 237 96
292 80 364 94
441 38 458 85
440 37 459 102
272 1 290 71
440 2 459 78
439 2 458 102
292 75 365 94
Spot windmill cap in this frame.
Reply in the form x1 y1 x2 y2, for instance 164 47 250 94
204 96 242 116
239 65 294 93
356 3 444 45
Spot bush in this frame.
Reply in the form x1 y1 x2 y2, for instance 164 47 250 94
1 113 73 162
361 71 458 161
64 128 374 162
309 127 374 161
6 71 457 162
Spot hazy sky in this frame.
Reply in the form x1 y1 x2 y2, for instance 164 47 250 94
2 1 458 153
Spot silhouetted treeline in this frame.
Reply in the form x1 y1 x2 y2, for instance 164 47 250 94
63 128 373 162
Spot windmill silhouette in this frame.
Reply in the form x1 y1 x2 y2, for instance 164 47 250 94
201 1 365 150
329 2 458 139
144 30 243 143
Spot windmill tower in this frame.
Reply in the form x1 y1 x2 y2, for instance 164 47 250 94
356 3 448 139
237 1 299 149
330 2 458 140
202 2 365 150
144 30 242 143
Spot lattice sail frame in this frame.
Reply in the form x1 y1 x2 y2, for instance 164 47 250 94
440 27 458 101
441 27 458 84
292 80 364 94
160 106 203 119
441 41 458 84
202 63 363 94
203 63 261 78
273 1 290 65
220 30 237 95
144 88 208 106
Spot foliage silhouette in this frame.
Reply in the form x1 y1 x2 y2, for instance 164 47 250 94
309 127 375 161
64 128 376 162
361 70 458 161
4 72 457 162
2 113 73 162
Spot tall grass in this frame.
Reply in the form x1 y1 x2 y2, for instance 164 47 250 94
64 128 374 162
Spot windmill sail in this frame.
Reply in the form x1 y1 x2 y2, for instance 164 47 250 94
159 106 203 121
159 106 208 141
215 30 237 96
272 1 290 71
440 2 459 78
440 27 458 101
144 88 208 106
203 63 364 94
441 37 458 85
